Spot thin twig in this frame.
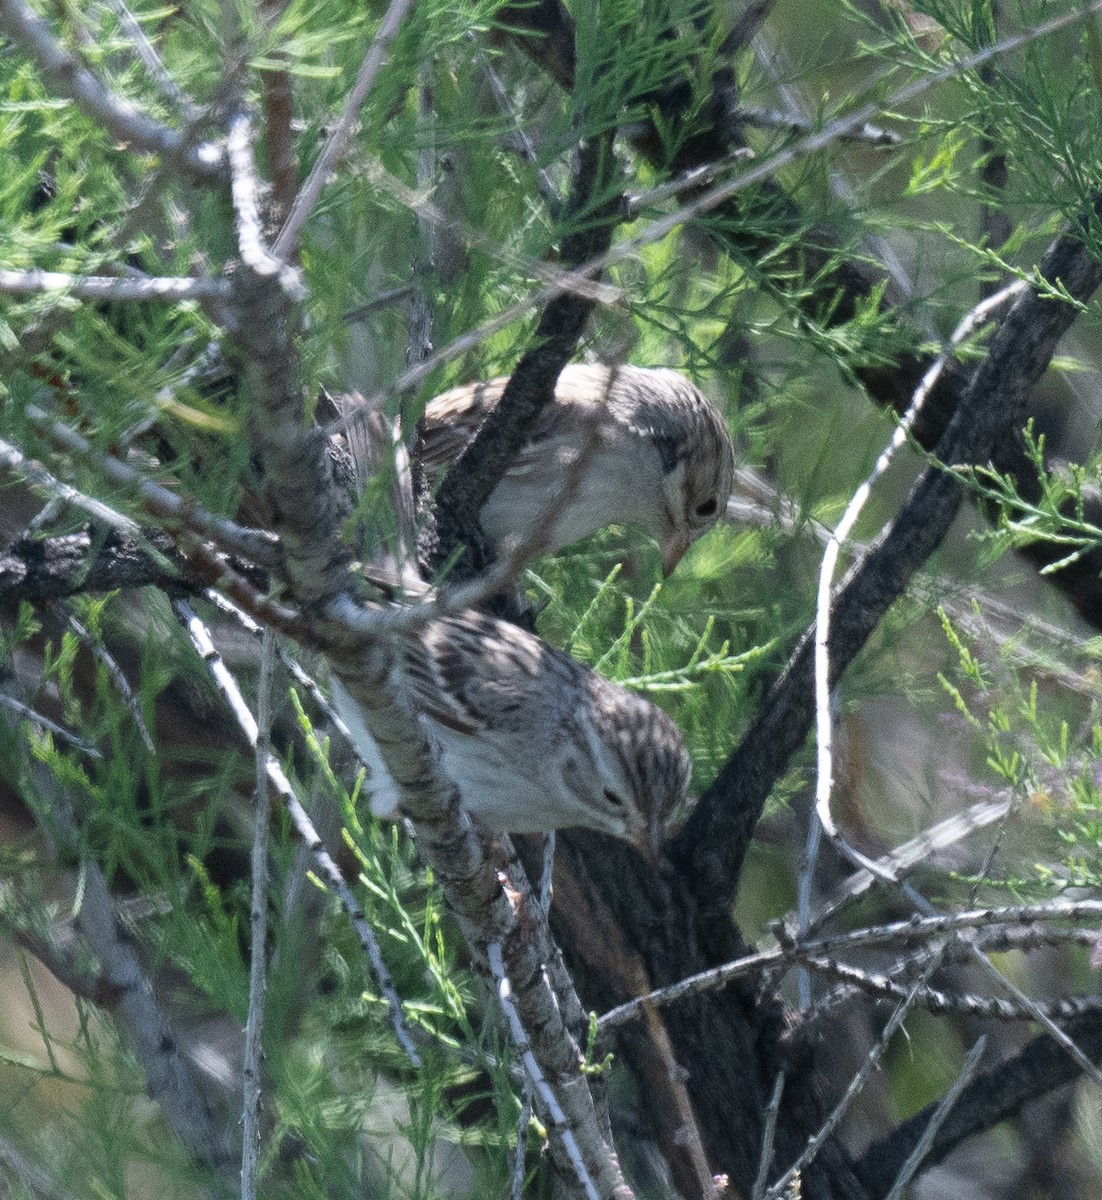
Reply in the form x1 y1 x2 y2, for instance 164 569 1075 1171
978 1 1011 301
967 948 1102 1088
762 963 941 1199
806 794 1016 935
538 834 555 913
353 158 618 305
101 0 202 118
343 284 416 323
811 280 1030 880
52 603 155 753
751 1073 785 1200
406 72 436 369
172 599 423 1067
733 104 900 146
470 35 559 210
0 693 102 758
274 0 419 258
882 1036 987 1200
793 287 1012 1005
0 433 142 541
487 941 602 1200
241 631 275 1200
202 590 347 726
752 32 917 309
622 151 753 218
802 953 1102 1023
805 901 1102 955
0 0 221 175
597 899 1102 1028
802 929 1083 1027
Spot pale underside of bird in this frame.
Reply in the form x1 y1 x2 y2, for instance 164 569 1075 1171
330 608 693 857
418 363 736 574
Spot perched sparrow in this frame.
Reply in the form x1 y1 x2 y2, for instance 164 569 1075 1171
418 364 735 574
330 608 692 857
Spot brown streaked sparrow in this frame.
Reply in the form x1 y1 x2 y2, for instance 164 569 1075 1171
418 364 735 574
330 608 692 857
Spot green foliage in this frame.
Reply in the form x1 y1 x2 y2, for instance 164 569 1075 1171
938 602 1102 899
948 422 1102 575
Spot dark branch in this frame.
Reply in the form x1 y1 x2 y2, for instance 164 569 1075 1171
0 529 187 604
855 1010 1102 1197
503 0 1102 628
674 193 1102 916
420 133 622 584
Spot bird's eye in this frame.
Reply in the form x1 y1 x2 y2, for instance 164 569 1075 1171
603 788 625 810
695 498 718 519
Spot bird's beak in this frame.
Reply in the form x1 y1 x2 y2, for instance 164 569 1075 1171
660 533 691 577
625 811 663 867
648 815 666 863
634 815 669 871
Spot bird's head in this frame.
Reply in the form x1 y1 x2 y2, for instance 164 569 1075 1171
579 683 694 861
653 385 735 575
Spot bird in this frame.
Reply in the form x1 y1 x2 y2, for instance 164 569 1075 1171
330 606 693 858
417 363 735 574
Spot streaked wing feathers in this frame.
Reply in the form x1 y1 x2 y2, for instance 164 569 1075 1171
418 373 600 486
417 378 509 481
401 612 578 738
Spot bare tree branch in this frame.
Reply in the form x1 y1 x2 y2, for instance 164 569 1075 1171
676 192 1102 908
233 107 628 1194
856 1010 1102 1195
763 965 942 1199
0 528 183 602
0 269 230 300
881 1036 987 1200
240 630 274 1200
421 131 622 582
172 598 422 1067
273 0 419 260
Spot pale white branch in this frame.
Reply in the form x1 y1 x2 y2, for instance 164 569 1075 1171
172 599 423 1067
0 268 230 300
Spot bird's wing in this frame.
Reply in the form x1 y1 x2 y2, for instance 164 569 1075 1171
400 612 573 738
416 377 509 482
417 371 602 485
325 390 419 574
